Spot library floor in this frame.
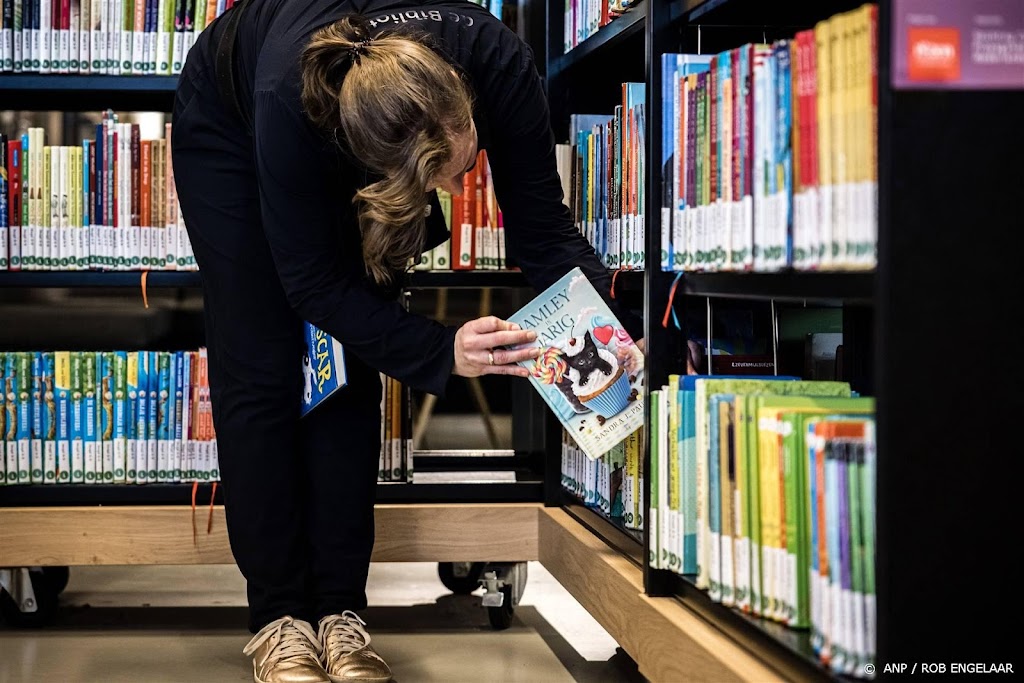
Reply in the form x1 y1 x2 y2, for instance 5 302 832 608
0 562 648 683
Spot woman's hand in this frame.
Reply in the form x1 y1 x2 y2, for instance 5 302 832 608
454 316 541 378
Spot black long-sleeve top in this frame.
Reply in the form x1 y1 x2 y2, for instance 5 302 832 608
186 0 644 397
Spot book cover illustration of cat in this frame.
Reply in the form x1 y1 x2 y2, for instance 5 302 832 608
507 267 645 461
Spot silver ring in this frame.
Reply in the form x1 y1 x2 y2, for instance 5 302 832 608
487 351 495 366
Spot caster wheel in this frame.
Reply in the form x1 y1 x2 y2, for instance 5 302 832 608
487 586 514 631
41 567 70 595
438 562 485 595
0 570 61 628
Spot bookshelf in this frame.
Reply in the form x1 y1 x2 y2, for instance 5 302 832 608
527 0 1022 678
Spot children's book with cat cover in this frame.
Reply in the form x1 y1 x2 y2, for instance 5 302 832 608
507 267 644 461
301 322 347 417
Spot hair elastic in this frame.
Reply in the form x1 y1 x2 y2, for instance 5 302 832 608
349 38 373 64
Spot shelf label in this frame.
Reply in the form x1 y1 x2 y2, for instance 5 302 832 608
893 0 1024 90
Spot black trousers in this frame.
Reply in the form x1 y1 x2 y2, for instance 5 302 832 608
172 66 383 633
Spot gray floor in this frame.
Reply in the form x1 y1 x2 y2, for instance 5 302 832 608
0 562 647 683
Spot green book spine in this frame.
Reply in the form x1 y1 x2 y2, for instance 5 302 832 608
83 352 98 483
42 352 57 483
70 352 84 483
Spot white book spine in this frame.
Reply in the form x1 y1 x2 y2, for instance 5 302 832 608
13 4 23 72
39 0 51 72
170 3 182 73
78 0 89 72
59 0 69 73
88 0 100 72
111 0 121 73
2 18 12 72
156 0 169 74
117 0 130 74
60 146 71 269
131 15 143 73
29 4 39 71
48 145 57 270
147 0 157 71
69 0 81 71
121 123 130 269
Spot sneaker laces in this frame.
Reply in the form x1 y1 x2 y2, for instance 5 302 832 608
243 616 323 669
319 611 375 658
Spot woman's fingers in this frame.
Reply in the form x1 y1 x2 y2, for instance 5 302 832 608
465 329 537 350
490 346 542 366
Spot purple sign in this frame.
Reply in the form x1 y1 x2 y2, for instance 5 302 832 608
893 0 1024 90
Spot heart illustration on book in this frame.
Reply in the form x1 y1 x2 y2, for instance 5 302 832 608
593 325 614 345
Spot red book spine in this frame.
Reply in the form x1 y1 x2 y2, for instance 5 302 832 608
140 140 151 230
111 128 118 230
732 48 742 210
131 125 140 229
709 56 718 207
7 141 23 270
473 154 483 231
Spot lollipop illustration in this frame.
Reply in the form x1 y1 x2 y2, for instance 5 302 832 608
531 346 590 414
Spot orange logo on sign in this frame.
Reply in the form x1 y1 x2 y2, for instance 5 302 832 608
908 27 961 82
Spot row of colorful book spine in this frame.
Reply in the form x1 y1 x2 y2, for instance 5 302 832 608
0 112 196 271
650 375 875 678
1 348 219 486
660 3 878 273
562 0 632 53
562 426 644 532
433 150 508 272
0 0 235 74
2 350 416 487
378 373 411 483
555 84 647 271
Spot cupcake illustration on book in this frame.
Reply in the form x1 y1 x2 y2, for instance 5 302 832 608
509 268 644 461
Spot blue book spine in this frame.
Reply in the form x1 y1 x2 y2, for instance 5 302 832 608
301 322 348 417
113 350 127 482
30 351 43 483
775 41 793 268
135 350 149 484
172 350 184 482
661 54 674 271
147 350 159 482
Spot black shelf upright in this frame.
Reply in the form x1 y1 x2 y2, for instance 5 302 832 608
874 0 1021 666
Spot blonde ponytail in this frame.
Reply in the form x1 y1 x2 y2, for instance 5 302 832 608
300 16 474 286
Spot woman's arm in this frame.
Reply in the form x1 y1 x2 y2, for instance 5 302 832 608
483 52 645 342
253 89 461 395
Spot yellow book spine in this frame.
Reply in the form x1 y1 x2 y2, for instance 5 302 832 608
668 375 681 572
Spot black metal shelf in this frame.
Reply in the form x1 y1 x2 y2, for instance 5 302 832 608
0 270 201 288
0 74 179 111
548 0 647 77
680 270 875 304
0 74 179 91
0 479 544 506
405 270 528 289
666 573 854 682
0 268 647 292
669 0 870 27
561 493 644 566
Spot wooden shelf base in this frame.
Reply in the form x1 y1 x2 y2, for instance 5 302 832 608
539 507 785 682
0 503 540 566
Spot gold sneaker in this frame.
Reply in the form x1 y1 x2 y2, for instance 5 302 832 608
242 616 332 683
318 611 393 683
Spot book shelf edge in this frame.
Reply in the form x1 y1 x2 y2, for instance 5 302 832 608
539 507 786 683
0 503 541 565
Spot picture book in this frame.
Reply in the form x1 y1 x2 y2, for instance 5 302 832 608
506 267 644 461
301 321 347 418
